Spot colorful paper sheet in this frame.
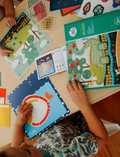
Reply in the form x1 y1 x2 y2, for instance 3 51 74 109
35 46 68 79
0 73 1 86
64 10 120 90
60 5 81 16
8 70 70 140
0 88 6 104
50 0 83 11
0 104 10 127
0 10 52 79
78 0 120 18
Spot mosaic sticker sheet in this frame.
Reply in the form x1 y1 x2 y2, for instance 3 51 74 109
50 0 83 11
35 46 68 79
78 0 120 18
33 0 48 23
8 70 70 140
40 16 54 31
0 10 52 79
64 10 120 90
27 0 46 16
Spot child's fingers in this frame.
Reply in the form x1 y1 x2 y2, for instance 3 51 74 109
66 84 70 93
4 49 12 53
24 106 33 116
18 105 22 111
1 47 12 53
26 111 32 120
12 19 16 26
6 20 11 27
77 81 83 90
67 81 74 91
18 103 27 111
22 103 32 112
2 51 12 57
10 19 14 27
72 80 78 90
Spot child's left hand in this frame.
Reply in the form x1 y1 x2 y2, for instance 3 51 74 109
5 14 16 27
16 103 33 127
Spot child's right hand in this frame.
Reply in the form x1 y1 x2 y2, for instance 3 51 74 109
5 14 16 27
67 80 90 110
0 46 12 57
16 103 33 127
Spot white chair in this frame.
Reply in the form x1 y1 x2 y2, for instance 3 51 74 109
101 119 120 136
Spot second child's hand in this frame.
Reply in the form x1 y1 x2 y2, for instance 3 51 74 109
5 14 16 27
0 46 12 57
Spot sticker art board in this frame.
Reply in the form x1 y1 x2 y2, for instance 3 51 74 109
64 10 120 90
77 0 120 19
7 70 70 140
35 46 68 79
0 10 52 79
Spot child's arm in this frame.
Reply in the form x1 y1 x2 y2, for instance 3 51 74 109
67 80 108 151
3 0 16 27
11 103 33 147
0 46 12 57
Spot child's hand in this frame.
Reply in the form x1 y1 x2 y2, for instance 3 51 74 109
67 80 89 110
5 14 16 27
0 46 12 57
16 103 33 127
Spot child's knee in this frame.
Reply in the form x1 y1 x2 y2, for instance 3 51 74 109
0 6 5 21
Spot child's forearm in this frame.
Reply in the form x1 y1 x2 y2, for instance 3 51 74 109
11 123 24 147
80 104 108 150
4 0 15 16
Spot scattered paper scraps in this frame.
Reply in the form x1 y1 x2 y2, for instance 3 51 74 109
40 16 54 31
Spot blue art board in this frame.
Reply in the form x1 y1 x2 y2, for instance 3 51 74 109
8 70 70 140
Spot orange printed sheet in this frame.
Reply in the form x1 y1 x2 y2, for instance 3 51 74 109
0 88 6 104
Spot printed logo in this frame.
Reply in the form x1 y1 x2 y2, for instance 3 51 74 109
114 16 120 25
69 27 77 37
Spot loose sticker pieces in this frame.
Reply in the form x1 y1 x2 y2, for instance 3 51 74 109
40 16 54 31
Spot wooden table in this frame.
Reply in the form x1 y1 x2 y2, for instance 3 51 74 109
0 0 120 147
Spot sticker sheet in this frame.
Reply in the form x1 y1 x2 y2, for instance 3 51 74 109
64 10 120 90
50 0 83 11
27 0 46 16
8 70 70 140
33 1 48 23
0 10 52 79
35 46 68 79
78 0 120 18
